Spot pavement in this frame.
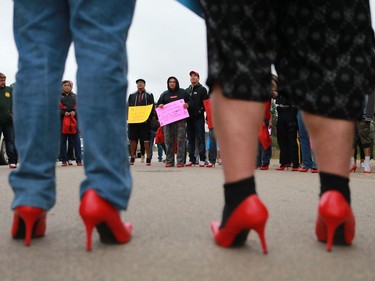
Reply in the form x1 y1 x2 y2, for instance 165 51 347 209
0 159 374 281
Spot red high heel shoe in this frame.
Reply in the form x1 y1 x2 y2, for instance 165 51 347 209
211 195 269 253
206 163 215 168
315 191 355 252
79 189 132 251
260 164 269 170
276 164 290 171
349 164 357 173
12 206 47 246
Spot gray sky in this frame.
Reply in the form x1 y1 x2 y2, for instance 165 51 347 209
0 0 207 100
1 0 375 101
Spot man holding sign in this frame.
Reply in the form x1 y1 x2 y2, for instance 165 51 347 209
157 76 192 168
127 79 155 166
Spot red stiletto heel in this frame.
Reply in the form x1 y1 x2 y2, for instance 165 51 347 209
349 164 357 173
79 189 132 251
12 206 47 246
206 163 215 168
211 195 269 253
315 191 355 251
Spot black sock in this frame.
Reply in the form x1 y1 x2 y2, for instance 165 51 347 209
220 176 256 228
319 172 351 204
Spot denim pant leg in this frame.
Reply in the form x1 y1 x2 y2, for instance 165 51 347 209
72 133 82 163
261 120 272 165
297 111 314 168
256 143 262 167
208 128 217 163
2 123 18 164
60 134 69 163
9 1 72 210
157 143 164 160
70 0 136 210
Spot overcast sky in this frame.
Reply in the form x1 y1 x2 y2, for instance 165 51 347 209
1 0 375 101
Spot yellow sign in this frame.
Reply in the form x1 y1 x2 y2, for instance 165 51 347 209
128 104 153 124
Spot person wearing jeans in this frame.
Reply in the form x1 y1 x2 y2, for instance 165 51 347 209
297 110 317 173
9 0 136 250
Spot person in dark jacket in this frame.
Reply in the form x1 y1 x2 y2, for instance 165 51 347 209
127 78 155 166
185 71 209 167
157 76 192 167
0 72 18 168
59 80 82 166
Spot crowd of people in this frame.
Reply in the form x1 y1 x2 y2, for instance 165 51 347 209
125 72 375 175
2 71 374 174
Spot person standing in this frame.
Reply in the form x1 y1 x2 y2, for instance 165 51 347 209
59 80 82 166
198 0 374 253
0 72 18 168
274 78 300 171
157 76 192 168
127 79 155 166
9 0 135 250
185 71 209 167
257 75 277 170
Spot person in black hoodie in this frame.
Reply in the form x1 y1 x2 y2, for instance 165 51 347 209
157 76 192 167
185 71 209 167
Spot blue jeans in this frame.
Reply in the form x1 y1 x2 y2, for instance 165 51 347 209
60 133 82 163
208 128 217 163
297 111 317 169
10 0 136 211
256 119 272 166
157 143 166 161
0 123 18 164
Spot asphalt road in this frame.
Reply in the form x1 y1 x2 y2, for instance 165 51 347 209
0 160 374 281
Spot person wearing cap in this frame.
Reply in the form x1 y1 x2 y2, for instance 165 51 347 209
127 79 155 166
0 72 18 168
185 71 209 167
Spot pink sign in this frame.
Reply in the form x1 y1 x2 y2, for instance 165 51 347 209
155 99 190 126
